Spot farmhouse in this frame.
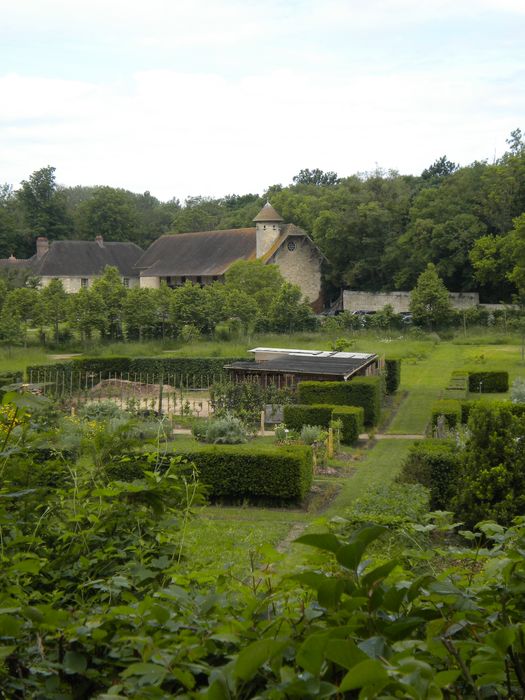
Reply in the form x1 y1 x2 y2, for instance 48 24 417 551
135 202 325 309
225 347 380 388
0 236 143 292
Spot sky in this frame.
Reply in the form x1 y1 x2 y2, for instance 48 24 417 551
1 0 524 202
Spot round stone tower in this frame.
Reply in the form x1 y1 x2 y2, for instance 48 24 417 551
253 202 284 258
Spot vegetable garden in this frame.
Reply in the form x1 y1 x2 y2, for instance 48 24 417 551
2 333 525 697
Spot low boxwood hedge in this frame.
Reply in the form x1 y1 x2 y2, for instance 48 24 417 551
467 370 509 393
431 399 461 429
108 444 313 503
332 406 364 445
297 377 382 426
283 404 334 432
384 358 401 394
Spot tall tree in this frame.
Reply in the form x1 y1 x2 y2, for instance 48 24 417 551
75 187 141 242
90 266 127 340
409 263 453 329
17 166 71 254
40 279 68 341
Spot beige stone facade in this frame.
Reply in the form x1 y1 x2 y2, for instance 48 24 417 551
39 275 139 293
268 236 322 306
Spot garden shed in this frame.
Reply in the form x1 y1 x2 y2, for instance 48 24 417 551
224 347 380 388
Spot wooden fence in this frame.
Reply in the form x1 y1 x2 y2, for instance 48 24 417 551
26 370 223 417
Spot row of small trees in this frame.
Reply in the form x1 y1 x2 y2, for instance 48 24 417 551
0 260 317 346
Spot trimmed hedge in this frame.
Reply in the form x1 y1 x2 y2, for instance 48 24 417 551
467 370 509 393
26 356 250 388
431 399 461 429
399 439 458 510
283 404 334 432
384 358 401 394
332 406 364 445
298 377 382 426
109 444 313 502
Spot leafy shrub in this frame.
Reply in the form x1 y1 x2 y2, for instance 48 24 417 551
332 406 364 445
300 424 326 445
431 399 461 429
283 404 334 431
467 370 509 393
399 439 459 509
78 400 128 421
511 377 525 403
298 377 382 426
454 401 525 526
384 358 401 394
211 380 292 425
195 415 248 444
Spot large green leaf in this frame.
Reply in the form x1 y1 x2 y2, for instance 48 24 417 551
294 533 342 554
339 659 389 692
234 638 287 681
63 651 88 674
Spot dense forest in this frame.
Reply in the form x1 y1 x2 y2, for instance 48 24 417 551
2 128 525 302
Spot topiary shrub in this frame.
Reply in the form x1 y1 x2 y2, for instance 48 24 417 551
467 370 509 393
431 399 461 429
384 358 401 394
332 406 364 445
283 404 334 432
398 439 459 510
297 377 382 426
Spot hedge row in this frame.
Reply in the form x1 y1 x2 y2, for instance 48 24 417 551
283 404 334 431
297 377 382 426
467 370 509 393
460 399 525 424
283 404 364 445
26 356 250 388
384 358 401 394
108 444 313 503
431 399 461 429
399 439 459 510
332 406 365 445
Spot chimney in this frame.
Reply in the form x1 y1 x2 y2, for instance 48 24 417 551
36 237 49 259
95 235 104 247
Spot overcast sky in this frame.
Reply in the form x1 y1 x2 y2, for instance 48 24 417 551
1 0 524 201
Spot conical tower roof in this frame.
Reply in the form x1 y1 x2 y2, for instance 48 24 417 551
253 201 284 223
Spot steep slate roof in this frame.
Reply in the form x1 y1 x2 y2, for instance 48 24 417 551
31 240 143 277
253 202 284 222
134 228 257 277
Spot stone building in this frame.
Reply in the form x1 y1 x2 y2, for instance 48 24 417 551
135 203 325 310
0 236 143 292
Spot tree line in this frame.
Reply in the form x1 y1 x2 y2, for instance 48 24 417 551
0 261 317 346
1 128 524 302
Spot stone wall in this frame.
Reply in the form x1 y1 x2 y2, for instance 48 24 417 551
343 290 480 313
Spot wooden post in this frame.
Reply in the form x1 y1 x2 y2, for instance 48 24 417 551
327 428 334 459
260 410 265 436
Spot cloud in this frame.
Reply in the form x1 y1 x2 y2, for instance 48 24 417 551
0 1 524 199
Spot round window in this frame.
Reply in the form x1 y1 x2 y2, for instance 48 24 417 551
287 240 296 252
